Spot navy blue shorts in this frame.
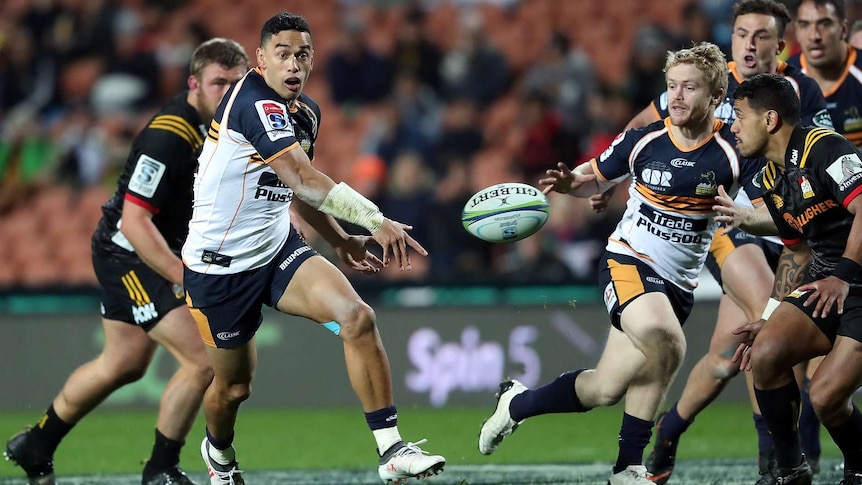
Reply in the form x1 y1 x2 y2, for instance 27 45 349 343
93 253 185 331
705 228 783 287
598 251 694 330
184 227 319 348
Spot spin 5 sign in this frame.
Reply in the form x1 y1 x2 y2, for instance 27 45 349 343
404 325 541 407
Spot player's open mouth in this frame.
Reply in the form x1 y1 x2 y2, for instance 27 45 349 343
285 78 301 90
807 46 825 58
743 55 757 68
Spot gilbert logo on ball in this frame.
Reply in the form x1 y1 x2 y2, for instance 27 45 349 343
462 182 551 243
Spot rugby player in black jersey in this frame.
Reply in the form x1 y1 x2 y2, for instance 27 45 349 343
730 72 862 485
4 39 249 485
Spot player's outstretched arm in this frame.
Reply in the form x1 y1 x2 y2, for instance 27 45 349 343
269 148 426 270
713 185 778 235
539 161 614 198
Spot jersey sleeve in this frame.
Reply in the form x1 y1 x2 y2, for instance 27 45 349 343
125 124 199 214
812 134 862 208
232 91 300 163
738 157 768 203
590 128 639 183
798 76 833 129
651 92 668 119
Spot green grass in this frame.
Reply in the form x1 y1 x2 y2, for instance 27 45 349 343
0 403 841 477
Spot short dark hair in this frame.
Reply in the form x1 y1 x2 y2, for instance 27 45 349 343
789 0 846 21
734 0 793 37
261 12 312 47
733 73 801 125
190 38 249 78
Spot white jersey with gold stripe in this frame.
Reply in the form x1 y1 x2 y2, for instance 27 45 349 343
592 119 765 291
182 69 321 274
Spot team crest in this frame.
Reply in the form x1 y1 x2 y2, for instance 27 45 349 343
798 175 815 199
695 171 718 196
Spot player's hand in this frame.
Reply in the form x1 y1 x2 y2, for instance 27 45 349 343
539 162 596 195
731 318 766 371
334 235 383 274
713 185 747 230
797 277 850 318
588 186 614 213
371 218 428 270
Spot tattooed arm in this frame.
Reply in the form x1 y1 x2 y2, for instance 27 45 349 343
771 243 813 300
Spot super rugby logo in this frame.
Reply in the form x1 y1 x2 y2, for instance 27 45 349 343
255 100 294 142
599 132 626 163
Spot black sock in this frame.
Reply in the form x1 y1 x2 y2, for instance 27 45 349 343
753 413 774 459
798 378 821 462
30 405 73 456
365 406 398 430
206 427 234 451
823 404 862 472
509 370 589 422
656 403 691 444
614 413 653 473
145 428 183 471
755 382 802 469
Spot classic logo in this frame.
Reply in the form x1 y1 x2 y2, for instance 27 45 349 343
670 158 695 168
645 276 664 285
216 331 241 340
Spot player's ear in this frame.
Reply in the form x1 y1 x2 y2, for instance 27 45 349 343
776 39 786 56
187 74 199 91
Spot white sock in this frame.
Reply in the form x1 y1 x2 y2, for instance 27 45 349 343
208 441 236 465
374 426 402 455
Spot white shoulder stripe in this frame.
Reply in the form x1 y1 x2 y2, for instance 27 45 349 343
713 130 740 179
849 65 862 86
628 127 668 174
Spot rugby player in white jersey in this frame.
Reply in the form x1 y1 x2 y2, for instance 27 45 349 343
477 42 765 485
181 12 444 485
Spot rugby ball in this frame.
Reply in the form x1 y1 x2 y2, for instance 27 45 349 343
462 183 551 243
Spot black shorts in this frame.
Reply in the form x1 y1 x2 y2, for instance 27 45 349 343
184 227 319 349
705 228 783 287
598 251 694 330
783 288 862 343
92 253 185 331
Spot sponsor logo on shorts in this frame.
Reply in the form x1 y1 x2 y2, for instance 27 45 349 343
787 289 810 299
278 245 312 270
132 302 158 324
645 276 664 285
216 331 241 340
603 282 617 312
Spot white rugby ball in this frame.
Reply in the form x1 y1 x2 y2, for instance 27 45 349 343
462 182 551 243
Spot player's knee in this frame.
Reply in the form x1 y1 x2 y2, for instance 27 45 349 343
112 364 149 386
183 361 214 389
749 339 788 383
707 351 740 381
337 300 377 341
591 382 626 407
807 383 845 425
219 382 252 405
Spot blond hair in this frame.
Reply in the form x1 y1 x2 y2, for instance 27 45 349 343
664 42 728 97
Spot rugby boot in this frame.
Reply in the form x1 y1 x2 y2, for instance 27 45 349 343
377 439 445 483
4 426 56 485
478 379 528 455
645 412 678 484
200 438 243 485
608 465 654 485
142 463 198 485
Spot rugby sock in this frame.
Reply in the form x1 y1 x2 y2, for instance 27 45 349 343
656 403 691 444
614 413 653 473
753 413 774 460
205 427 235 465
145 428 183 471
509 369 588 422
754 382 802 469
798 378 821 463
31 405 73 455
823 404 862 472
366 406 402 454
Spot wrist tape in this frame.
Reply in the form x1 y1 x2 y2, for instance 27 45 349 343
319 182 385 233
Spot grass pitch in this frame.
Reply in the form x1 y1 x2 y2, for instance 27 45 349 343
0 404 844 484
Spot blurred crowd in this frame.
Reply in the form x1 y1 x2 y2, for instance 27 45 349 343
2 0 860 290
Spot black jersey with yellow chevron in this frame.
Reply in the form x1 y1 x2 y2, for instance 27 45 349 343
591 119 765 291
93 91 205 260
760 125 862 287
789 46 862 147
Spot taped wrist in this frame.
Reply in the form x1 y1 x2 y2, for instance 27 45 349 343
833 257 861 283
319 182 385 233
761 297 780 320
